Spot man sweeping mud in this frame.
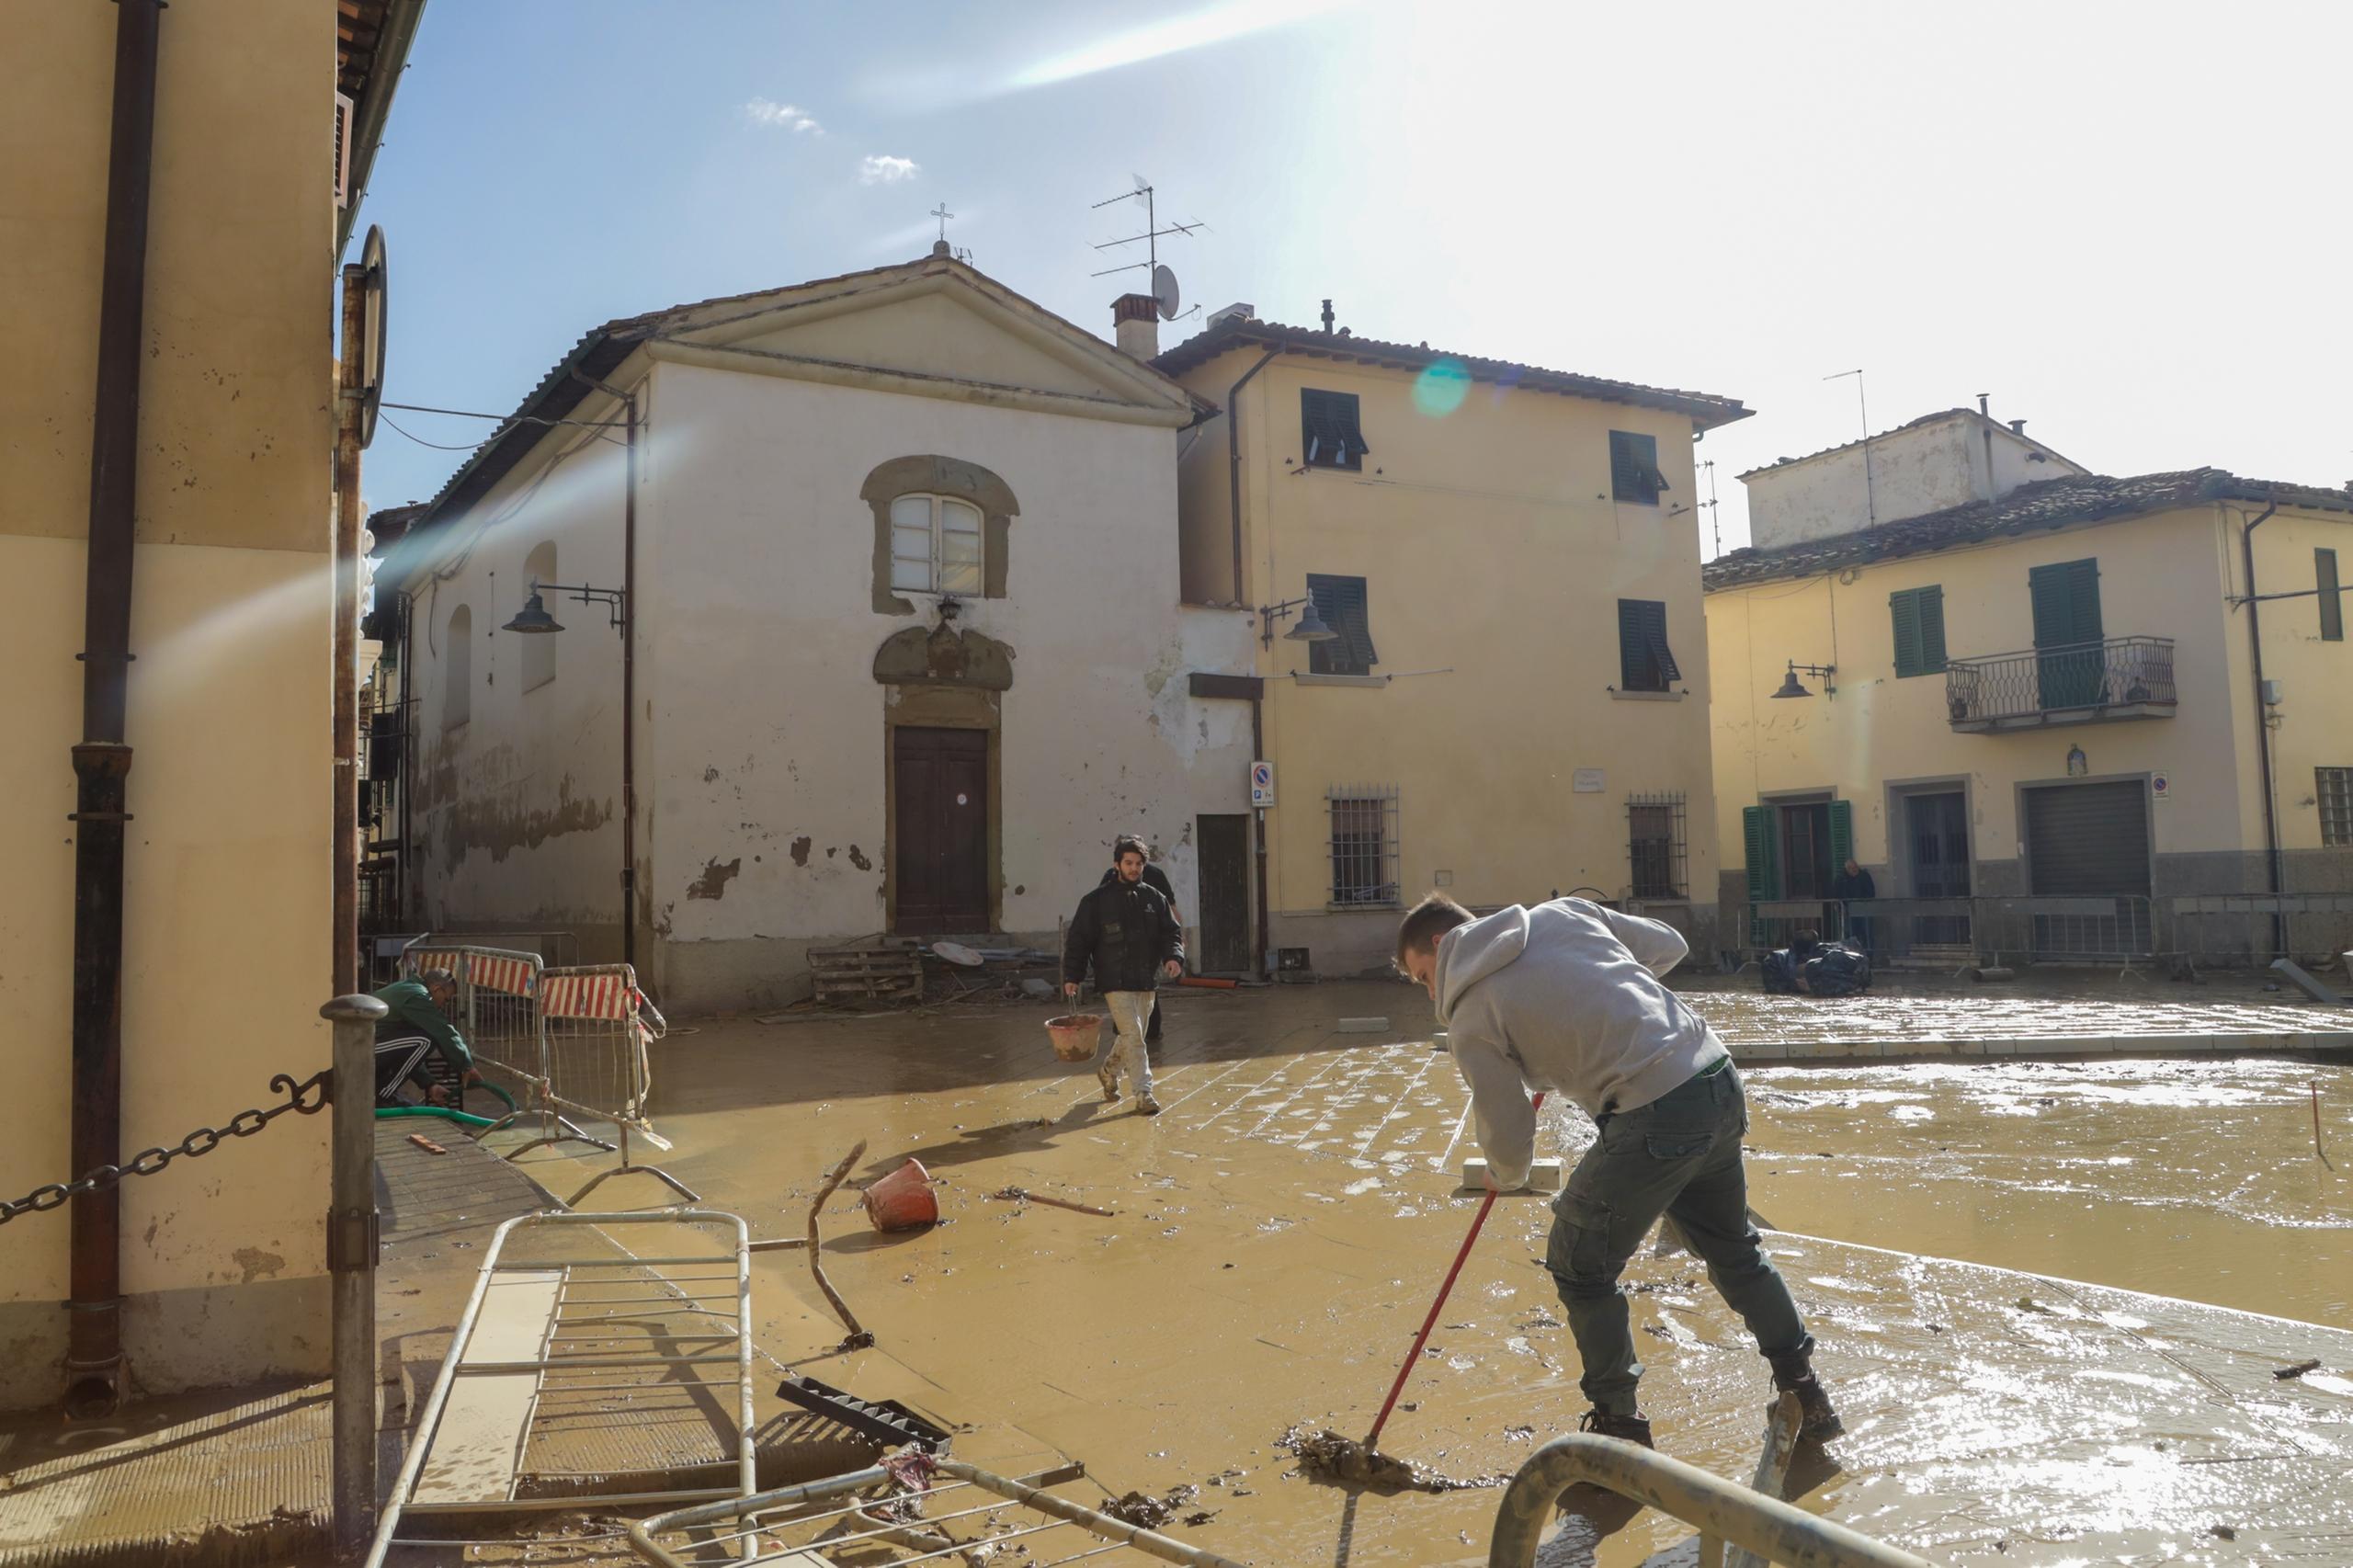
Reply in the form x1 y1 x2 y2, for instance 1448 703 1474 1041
1396 893 1841 1448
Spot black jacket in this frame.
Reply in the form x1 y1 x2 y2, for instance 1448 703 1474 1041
1829 868 1876 902
1064 876 1185 994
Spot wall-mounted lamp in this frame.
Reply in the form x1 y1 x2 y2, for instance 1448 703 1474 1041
1771 660 1836 699
1257 595 1338 649
505 578 628 637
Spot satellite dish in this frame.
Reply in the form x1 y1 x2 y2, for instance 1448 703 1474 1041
1152 263 1181 322
357 224 389 450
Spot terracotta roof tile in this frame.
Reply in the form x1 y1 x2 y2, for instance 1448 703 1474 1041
1702 469 2353 590
1149 317 1750 428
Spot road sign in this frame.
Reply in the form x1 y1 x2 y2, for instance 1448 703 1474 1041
1250 760 1275 806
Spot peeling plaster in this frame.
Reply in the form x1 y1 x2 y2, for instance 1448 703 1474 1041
688 857 743 900
791 836 813 866
847 845 872 870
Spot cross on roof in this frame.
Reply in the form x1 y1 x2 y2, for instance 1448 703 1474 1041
930 203 955 242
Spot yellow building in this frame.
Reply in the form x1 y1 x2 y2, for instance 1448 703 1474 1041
0 1 419 1409
1151 309 1751 973
1705 411 2353 965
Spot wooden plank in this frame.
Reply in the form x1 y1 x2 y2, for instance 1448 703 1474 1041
413 1268 563 1505
1188 672 1263 701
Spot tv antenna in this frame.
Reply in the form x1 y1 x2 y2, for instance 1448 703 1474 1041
1699 458 1722 558
1090 177 1202 320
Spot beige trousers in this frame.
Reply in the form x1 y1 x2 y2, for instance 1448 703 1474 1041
1103 991 1156 1096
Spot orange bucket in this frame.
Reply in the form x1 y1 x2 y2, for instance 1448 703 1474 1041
862 1159 938 1233
1044 1013 1102 1062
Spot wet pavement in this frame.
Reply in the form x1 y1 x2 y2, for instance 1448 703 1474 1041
480 980 2353 1566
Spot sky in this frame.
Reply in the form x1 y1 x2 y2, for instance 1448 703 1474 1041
352 0 2351 555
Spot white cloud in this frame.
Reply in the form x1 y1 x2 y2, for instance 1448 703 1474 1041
744 97 823 134
858 153 920 186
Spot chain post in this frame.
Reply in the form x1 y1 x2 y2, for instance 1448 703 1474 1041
324 993 387 1563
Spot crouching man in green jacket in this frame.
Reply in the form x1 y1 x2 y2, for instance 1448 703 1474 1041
370 970 483 1107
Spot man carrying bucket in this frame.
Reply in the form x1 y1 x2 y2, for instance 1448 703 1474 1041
1393 892 1841 1449
1063 835 1185 1116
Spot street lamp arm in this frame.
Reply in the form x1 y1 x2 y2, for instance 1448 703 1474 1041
529 579 628 635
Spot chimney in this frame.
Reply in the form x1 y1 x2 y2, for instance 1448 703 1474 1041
1320 298 1336 333
2008 418 2028 437
1976 392 1990 416
1112 292 1159 359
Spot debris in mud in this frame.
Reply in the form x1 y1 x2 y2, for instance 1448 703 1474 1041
1277 1426 1505 1494
1183 1510 1219 1527
1101 1484 1199 1528
2274 1358 2323 1380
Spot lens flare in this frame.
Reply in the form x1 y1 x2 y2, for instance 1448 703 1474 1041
1411 358 1470 418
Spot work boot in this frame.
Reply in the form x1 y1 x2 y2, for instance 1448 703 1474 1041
1097 1063 1120 1104
1577 1409 1654 1449
1769 1353 1844 1441
1137 1091 1164 1116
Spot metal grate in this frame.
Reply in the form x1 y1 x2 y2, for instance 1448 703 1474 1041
2320 767 2353 847
1627 792 1687 900
1325 785 1400 907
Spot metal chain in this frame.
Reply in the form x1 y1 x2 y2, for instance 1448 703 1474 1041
0 1070 332 1225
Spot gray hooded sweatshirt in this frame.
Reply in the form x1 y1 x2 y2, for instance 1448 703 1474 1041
1435 898 1727 1188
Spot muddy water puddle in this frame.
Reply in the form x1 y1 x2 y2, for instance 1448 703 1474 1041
1744 1056 2353 1322
640 985 2353 1565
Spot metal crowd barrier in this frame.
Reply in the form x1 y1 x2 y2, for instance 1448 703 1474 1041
1486 1427 1931 1568
2164 892 2353 966
366 1209 756 1567
629 1456 1249 1568
542 962 699 1207
403 940 616 1159
1737 895 2156 972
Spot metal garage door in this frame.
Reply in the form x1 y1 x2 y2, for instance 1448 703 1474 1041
2024 780 2151 895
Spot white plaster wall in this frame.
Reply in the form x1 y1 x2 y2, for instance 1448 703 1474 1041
1746 418 1979 547
404 392 637 952
636 361 1253 999
1988 426 2087 496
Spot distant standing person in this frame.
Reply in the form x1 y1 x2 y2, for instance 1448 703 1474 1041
1063 835 1185 1116
1099 853 1182 1043
1393 893 1841 1448
1829 858 1876 952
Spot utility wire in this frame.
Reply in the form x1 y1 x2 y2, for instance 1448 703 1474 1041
379 413 492 451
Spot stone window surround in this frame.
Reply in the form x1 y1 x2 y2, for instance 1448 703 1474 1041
865 455 1018 615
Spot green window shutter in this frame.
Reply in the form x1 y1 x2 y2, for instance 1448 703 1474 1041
1827 800 1854 869
1743 806 1780 902
2068 559 2103 644
1891 590 1924 677
1918 585 1948 672
2319 549 2343 642
2029 562 2075 648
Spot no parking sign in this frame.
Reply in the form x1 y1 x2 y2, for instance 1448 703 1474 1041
1250 760 1276 806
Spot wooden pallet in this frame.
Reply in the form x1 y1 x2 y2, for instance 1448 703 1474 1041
809 942 923 1005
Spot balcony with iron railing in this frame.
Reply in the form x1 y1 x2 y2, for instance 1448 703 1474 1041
1944 636 2177 732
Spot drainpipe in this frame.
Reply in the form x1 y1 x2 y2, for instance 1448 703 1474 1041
67 0 164 1418
1223 347 1281 610
1251 694 1269 982
335 264 365 994
1224 347 1280 980
2239 503 2284 956
573 372 640 969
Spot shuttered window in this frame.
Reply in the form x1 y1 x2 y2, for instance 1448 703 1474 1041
2320 549 2344 642
1743 805 1780 902
1306 574 1379 676
1617 599 1681 691
1890 585 1948 677
1302 389 1367 470
1609 430 1665 505
2029 559 2104 648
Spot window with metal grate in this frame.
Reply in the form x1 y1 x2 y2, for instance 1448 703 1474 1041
2320 767 2353 846
1326 786 1400 907
1628 793 1688 899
